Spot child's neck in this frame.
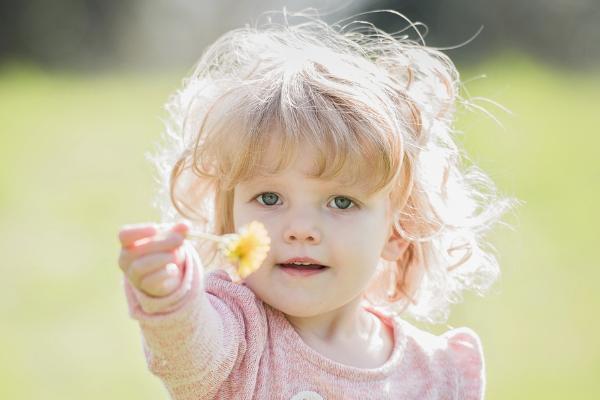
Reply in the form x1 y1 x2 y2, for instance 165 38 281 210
285 296 371 341
285 296 394 368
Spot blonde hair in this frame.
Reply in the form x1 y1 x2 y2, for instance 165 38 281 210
148 11 514 323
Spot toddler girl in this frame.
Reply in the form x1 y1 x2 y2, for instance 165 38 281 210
118 12 511 400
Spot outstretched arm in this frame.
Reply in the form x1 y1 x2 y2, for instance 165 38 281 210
118 223 239 400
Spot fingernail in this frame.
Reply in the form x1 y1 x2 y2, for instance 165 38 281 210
165 263 179 276
174 221 190 234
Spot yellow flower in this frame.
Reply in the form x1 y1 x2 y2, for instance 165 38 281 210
220 221 271 279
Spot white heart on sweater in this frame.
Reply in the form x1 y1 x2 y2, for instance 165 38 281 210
290 390 324 400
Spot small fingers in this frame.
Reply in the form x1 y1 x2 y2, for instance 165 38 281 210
126 252 178 288
124 232 184 260
118 223 158 248
139 263 182 297
118 221 189 271
117 222 190 296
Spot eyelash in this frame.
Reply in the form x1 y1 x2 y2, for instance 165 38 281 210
254 192 358 210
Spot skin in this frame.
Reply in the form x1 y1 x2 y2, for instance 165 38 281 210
118 223 189 298
117 146 409 368
232 146 408 367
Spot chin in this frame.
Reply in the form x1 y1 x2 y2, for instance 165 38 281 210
258 290 328 317
275 303 324 318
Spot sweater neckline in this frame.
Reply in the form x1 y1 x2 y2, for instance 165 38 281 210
268 303 407 381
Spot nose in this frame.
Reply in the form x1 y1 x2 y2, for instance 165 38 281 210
283 220 321 245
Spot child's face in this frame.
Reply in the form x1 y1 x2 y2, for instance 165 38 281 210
232 144 400 318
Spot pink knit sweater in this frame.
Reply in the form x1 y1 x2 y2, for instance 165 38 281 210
124 244 485 400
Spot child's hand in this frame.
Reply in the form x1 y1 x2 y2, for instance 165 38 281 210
118 222 190 297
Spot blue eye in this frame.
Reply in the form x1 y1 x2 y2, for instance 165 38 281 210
329 196 354 210
256 192 280 206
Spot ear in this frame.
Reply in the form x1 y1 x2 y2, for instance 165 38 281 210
381 229 410 262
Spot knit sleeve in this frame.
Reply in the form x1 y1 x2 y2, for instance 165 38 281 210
123 242 241 400
444 328 486 400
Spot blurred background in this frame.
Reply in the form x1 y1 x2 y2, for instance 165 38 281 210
1 0 598 398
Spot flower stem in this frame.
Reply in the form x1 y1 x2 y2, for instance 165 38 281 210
186 230 224 243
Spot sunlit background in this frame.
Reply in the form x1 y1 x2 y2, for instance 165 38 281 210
1 0 599 398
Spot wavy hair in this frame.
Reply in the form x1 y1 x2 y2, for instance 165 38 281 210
148 11 515 323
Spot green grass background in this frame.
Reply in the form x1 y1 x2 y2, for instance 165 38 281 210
1 55 598 398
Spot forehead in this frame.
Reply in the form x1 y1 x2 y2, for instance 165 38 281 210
245 140 380 193
213 115 395 195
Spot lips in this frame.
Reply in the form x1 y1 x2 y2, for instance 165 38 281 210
277 257 329 269
276 257 330 275
278 263 327 270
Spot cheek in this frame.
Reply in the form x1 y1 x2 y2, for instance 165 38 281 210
325 219 384 276
334 213 388 250
232 195 253 230
233 201 281 244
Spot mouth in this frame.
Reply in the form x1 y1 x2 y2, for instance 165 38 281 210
276 259 330 277
277 263 329 270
